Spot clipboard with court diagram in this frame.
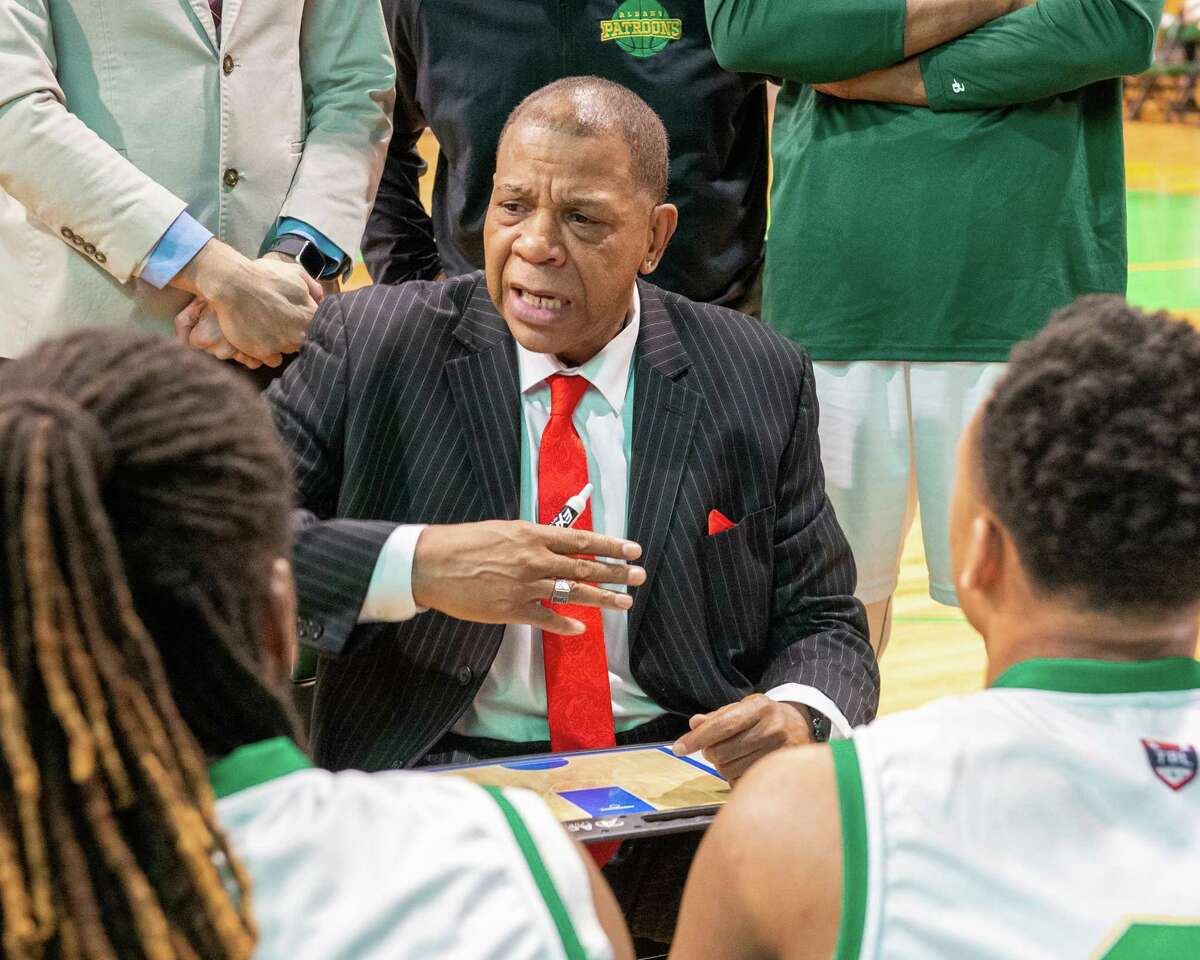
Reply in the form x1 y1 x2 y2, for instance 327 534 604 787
429 743 730 842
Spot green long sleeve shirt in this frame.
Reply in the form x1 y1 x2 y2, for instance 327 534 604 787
707 0 1162 361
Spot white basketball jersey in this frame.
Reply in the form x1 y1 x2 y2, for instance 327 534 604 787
212 738 613 960
834 658 1200 959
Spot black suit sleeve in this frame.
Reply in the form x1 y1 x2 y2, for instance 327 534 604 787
361 0 440 286
268 296 399 657
759 352 879 727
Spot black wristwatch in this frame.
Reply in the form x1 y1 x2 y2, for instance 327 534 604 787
268 234 327 280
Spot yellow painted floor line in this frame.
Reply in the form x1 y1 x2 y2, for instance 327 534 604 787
1129 259 1200 272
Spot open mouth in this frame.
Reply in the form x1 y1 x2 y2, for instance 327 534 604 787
511 285 570 312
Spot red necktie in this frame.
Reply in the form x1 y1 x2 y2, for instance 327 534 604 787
539 375 619 868
538 375 616 753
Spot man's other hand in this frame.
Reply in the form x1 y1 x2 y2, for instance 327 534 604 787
411 521 646 635
175 296 264 368
172 239 322 365
672 694 812 785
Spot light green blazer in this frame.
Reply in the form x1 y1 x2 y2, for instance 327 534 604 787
0 0 396 357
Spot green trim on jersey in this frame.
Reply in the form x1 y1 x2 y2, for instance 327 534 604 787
831 739 868 960
990 658 1200 696
482 786 587 960
208 737 313 800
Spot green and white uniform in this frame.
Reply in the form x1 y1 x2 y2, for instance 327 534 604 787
832 658 1200 959
212 739 613 960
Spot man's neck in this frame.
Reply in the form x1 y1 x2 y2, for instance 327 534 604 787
983 607 1200 686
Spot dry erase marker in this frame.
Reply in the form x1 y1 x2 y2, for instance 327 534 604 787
549 483 593 528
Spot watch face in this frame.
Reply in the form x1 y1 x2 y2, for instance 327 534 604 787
273 236 325 279
297 242 325 279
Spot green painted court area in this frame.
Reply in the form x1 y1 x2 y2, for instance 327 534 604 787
1127 191 1200 315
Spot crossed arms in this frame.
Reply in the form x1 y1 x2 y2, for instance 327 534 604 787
706 0 1162 108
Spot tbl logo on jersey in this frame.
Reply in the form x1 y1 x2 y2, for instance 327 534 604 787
1141 739 1198 791
599 1 682 58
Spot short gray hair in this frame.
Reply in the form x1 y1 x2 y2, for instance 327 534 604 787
499 76 670 203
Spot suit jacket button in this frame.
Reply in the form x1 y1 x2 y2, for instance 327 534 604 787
456 665 474 686
83 242 96 256
223 54 235 75
71 234 84 246
95 252 107 264
311 622 324 640
223 168 240 188
61 226 75 240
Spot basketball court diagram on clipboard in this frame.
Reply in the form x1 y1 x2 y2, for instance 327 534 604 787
430 743 730 842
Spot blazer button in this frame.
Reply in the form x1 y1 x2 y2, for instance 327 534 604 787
311 622 324 641
61 226 76 241
83 242 96 256
456 665 474 686
223 54 235 76
95 252 107 264
223 167 240 188
71 234 84 246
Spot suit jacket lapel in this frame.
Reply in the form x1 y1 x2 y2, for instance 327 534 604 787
627 281 700 643
184 0 219 53
218 0 244 47
445 280 522 522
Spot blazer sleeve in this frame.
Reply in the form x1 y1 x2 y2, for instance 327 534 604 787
361 0 441 285
277 0 397 258
0 0 186 283
268 295 398 657
759 352 879 728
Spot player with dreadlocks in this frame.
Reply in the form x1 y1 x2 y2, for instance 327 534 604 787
0 329 630 960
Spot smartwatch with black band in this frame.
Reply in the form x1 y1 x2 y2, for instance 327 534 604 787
268 234 326 280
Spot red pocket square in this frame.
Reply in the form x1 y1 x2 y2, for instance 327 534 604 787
708 509 737 536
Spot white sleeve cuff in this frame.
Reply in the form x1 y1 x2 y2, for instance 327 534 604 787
358 524 428 623
765 683 854 740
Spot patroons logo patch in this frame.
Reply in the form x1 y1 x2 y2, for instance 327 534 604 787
1142 739 1198 792
599 1 682 58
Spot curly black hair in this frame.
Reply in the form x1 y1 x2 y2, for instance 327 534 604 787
979 295 1200 612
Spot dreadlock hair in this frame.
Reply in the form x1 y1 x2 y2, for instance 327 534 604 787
0 330 302 960
979 295 1200 613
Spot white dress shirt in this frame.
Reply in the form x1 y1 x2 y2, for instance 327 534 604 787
360 287 853 741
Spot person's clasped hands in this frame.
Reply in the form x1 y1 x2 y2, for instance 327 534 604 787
171 238 322 368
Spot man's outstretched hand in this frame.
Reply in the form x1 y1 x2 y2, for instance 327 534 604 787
672 694 812 785
411 521 646 635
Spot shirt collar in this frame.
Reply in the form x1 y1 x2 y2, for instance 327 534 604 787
989 657 1200 695
516 285 640 415
208 737 313 799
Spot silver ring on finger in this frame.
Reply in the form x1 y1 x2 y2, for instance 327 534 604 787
551 578 573 605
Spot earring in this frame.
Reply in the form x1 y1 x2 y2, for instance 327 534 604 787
644 258 654 268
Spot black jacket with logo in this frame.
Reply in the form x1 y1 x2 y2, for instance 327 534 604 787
363 0 767 310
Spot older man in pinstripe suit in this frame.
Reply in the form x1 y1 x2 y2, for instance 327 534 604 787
268 77 875 941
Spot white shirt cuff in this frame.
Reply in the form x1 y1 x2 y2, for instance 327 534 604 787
358 524 428 623
765 683 854 740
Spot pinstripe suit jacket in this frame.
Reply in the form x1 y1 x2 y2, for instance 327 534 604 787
268 272 877 771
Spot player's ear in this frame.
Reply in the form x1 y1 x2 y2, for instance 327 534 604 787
959 514 1002 596
261 557 298 685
